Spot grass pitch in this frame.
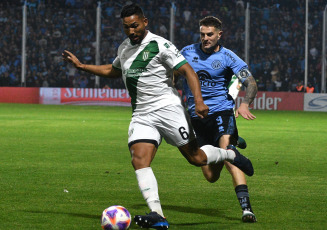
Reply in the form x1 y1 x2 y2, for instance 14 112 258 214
0 103 326 229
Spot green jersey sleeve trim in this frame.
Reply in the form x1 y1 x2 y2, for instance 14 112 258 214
174 60 188 70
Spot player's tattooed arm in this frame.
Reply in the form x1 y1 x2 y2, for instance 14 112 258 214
235 68 257 120
235 69 257 105
242 76 257 105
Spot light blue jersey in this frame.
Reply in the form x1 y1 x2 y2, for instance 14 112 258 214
181 43 248 117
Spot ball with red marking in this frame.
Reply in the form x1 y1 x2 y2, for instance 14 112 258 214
101 205 131 230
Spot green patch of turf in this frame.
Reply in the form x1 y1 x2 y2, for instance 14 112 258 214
0 104 326 229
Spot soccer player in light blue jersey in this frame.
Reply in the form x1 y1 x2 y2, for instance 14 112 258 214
180 16 258 222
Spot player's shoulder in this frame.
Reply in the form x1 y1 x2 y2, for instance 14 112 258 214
146 31 161 41
121 37 131 46
181 43 199 54
147 32 171 47
117 38 130 52
220 46 236 56
220 46 242 62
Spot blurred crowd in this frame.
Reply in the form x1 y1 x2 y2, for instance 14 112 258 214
0 0 326 93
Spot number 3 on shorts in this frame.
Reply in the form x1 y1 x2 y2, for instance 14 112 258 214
178 126 189 140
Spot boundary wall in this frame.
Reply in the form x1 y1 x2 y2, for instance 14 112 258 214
1 87 327 112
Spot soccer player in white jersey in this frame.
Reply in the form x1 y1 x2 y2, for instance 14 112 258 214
228 75 242 107
62 4 254 229
228 76 247 148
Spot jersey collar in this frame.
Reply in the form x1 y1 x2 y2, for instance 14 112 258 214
130 30 151 46
199 43 223 55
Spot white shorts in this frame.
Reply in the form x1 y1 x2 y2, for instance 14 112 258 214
128 104 195 148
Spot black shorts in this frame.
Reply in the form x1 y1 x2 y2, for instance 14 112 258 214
191 110 238 147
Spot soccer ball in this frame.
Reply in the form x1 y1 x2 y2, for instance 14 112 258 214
101 205 131 230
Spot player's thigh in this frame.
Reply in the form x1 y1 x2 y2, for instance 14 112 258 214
218 134 232 149
154 104 196 147
191 114 217 146
153 104 207 164
128 115 161 169
191 111 237 147
215 110 238 145
128 115 162 148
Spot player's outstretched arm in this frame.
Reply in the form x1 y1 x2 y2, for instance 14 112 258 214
62 50 121 78
236 73 257 120
176 63 209 118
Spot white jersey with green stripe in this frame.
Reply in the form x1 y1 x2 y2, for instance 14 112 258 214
228 75 241 101
112 31 187 115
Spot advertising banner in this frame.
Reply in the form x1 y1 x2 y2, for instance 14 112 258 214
0 87 39 104
236 91 304 111
303 93 327 112
40 88 131 106
1 88 311 111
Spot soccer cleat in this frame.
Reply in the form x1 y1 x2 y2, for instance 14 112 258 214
134 211 169 229
236 136 247 149
227 145 254 176
242 210 257 223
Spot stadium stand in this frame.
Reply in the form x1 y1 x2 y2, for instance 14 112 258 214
0 0 325 92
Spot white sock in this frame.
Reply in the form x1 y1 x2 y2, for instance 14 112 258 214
135 167 164 217
200 145 236 164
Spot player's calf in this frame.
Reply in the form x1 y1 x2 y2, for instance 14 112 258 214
227 145 254 176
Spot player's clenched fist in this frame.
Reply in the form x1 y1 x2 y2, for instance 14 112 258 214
195 102 209 119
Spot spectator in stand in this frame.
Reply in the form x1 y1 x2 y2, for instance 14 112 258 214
282 73 291 92
0 61 10 75
306 82 314 93
266 79 274 91
270 65 280 81
273 76 282 91
78 75 89 88
26 71 35 87
42 76 50 87
309 43 319 60
257 76 266 91
290 79 298 92
295 81 304 92
8 68 19 86
65 0 76 8
183 6 191 22
58 74 71 88
1 72 10 86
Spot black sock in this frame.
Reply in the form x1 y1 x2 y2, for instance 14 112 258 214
235 184 253 212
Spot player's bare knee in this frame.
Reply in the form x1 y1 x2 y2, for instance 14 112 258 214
131 155 149 170
206 174 220 183
131 157 141 169
202 168 220 183
207 177 219 183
